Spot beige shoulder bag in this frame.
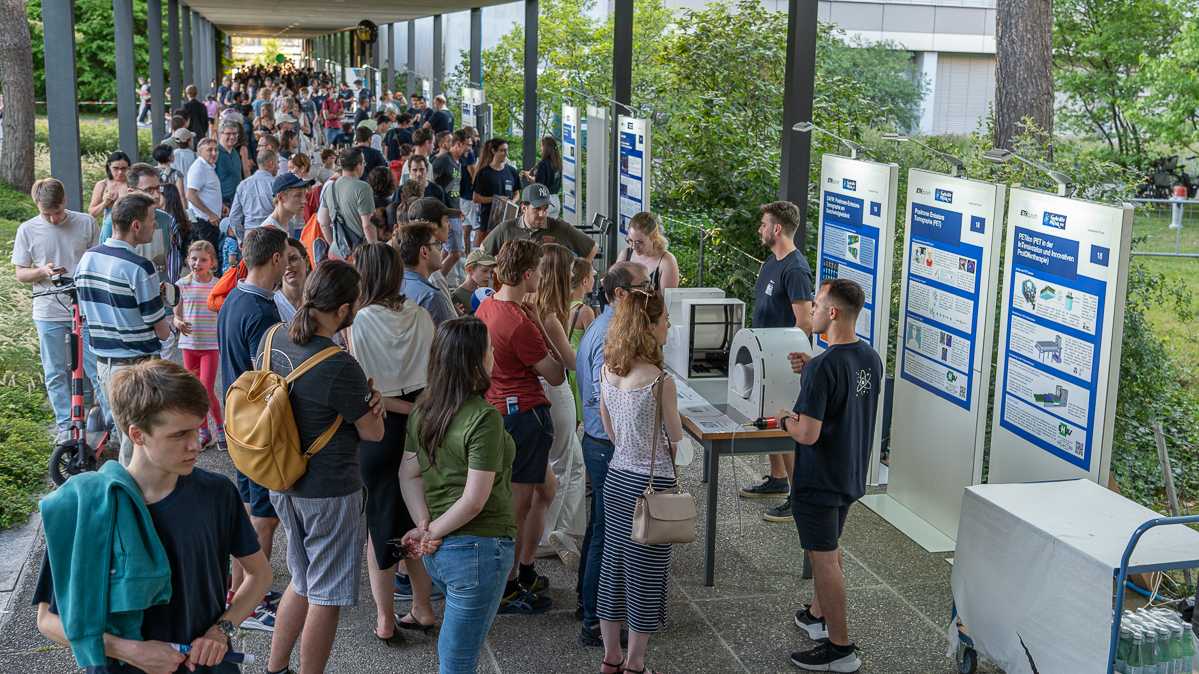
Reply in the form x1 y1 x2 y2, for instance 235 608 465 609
630 373 697 545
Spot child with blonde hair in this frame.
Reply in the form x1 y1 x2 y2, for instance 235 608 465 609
173 240 223 447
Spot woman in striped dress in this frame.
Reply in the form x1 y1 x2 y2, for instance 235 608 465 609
597 290 683 674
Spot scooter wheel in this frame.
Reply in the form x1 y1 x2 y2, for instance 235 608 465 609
48 443 96 486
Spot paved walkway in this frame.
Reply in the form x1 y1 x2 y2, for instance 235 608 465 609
0 448 995 673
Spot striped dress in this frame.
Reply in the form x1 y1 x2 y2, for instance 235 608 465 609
596 370 676 634
177 274 219 351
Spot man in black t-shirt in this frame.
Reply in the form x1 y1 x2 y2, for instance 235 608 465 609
742 201 815 523
182 85 210 142
353 125 387 179
777 279 881 673
34 361 270 674
427 94 454 134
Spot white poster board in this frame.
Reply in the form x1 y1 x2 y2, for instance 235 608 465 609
617 115 650 258
585 105 610 249
561 105 580 227
861 169 1005 551
460 86 484 130
988 189 1133 485
813 154 899 485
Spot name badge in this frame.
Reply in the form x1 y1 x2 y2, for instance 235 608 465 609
764 280 775 297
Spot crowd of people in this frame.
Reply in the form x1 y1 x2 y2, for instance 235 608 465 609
14 63 882 674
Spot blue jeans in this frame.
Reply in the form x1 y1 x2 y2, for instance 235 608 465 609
423 535 514 674
35 320 106 432
578 433 615 629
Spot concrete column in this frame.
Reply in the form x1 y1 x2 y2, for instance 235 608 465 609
917 51 939 135
433 14 444 97
523 0 538 164
168 0 181 111
147 0 166 143
113 0 139 161
470 8 482 87
406 20 416 96
41 0 84 210
386 24 395 93
371 34 380 92
609 0 632 266
182 7 192 87
779 0 818 244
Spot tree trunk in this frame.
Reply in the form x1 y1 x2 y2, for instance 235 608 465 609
994 0 1054 150
0 0 35 193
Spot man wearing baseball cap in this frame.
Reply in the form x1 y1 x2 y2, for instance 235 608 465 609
453 249 498 315
260 173 314 237
482 183 597 261
169 128 198 180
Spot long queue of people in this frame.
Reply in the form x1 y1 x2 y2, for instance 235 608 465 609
17 65 880 674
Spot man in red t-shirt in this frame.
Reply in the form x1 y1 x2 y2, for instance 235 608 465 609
475 239 565 614
322 94 344 146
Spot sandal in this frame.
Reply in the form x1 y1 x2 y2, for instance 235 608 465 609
374 627 406 647
601 658 623 674
621 667 660 674
396 611 437 633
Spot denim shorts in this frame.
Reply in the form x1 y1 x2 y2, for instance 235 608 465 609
236 470 277 519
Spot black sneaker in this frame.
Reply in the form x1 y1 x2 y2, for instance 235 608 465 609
763 497 794 523
793 606 829 641
498 587 552 614
521 574 549 594
790 642 860 672
740 475 789 499
577 624 629 648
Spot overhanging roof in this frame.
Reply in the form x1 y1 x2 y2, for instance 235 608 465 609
184 0 514 38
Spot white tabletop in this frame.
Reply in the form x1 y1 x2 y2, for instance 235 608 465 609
964 479 1199 572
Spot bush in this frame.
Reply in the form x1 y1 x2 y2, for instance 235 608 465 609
0 418 52 529
34 118 154 160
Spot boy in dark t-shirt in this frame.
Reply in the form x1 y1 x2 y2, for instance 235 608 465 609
777 278 881 673
34 360 270 674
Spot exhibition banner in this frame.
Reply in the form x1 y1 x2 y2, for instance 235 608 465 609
562 105 580 227
585 105 611 249
814 154 898 485
881 169 1005 544
617 115 651 249
460 87 485 129
988 188 1132 485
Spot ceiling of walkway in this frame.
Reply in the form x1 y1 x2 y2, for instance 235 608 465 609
185 0 514 37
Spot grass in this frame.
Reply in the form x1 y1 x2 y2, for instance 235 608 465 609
0 183 55 528
1131 206 1199 384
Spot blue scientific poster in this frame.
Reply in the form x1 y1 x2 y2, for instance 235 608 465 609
561 105 579 227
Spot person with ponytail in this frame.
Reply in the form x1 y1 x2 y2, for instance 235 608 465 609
621 212 679 292
346 242 439 642
264 259 385 674
399 317 516 673
533 244 587 568
596 289 682 674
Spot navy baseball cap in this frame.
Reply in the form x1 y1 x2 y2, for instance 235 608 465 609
272 173 314 197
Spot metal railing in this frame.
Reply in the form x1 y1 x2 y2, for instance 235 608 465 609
1129 198 1199 258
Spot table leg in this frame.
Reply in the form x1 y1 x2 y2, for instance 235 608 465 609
704 440 720 587
702 444 709 483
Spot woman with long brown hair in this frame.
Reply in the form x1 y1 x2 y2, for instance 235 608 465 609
596 289 683 674
399 316 517 673
533 243 586 566
347 242 438 642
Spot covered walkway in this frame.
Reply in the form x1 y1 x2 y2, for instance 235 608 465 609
0 450 985 673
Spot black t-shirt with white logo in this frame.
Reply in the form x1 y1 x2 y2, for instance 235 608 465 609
752 249 814 328
792 340 883 506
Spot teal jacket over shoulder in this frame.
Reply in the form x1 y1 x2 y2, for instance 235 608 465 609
39 461 172 667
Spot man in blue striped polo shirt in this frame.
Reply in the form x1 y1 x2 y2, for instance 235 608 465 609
75 192 172 465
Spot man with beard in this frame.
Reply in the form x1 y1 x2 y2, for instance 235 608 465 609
741 201 814 523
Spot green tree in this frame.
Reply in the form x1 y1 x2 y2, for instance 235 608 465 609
1053 0 1181 158
1135 13 1199 152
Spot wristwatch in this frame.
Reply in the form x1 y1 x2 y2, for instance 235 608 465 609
217 619 236 645
780 415 791 433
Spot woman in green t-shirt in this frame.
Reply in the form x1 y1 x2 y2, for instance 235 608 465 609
399 317 517 674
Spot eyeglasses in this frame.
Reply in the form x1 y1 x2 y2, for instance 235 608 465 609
622 281 652 291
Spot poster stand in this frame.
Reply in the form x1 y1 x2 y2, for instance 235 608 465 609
859 169 1005 552
562 105 580 227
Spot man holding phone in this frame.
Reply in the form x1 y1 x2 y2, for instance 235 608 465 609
12 178 106 443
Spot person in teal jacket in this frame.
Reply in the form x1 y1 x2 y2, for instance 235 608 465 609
35 359 271 673
39 459 173 667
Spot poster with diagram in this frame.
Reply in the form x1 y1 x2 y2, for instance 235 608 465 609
561 105 579 227
866 170 1005 547
617 115 650 243
814 154 898 487
988 188 1133 485
814 155 898 353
